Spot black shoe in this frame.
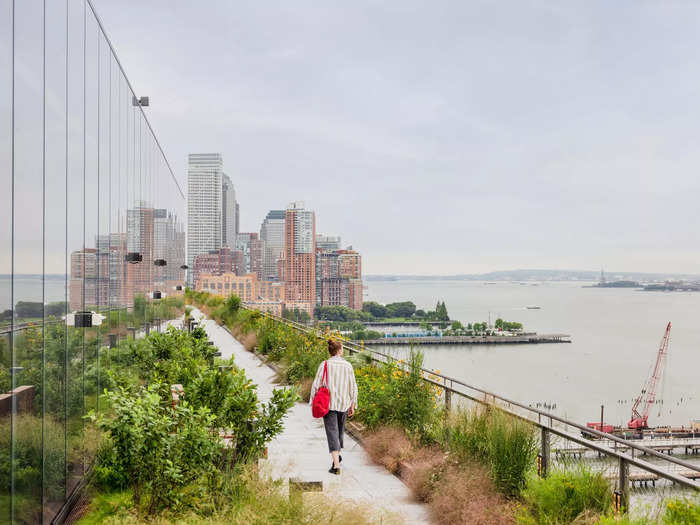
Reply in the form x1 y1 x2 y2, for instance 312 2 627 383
330 455 342 470
328 467 340 475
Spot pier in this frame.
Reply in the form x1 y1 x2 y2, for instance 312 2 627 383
556 437 700 458
357 333 571 345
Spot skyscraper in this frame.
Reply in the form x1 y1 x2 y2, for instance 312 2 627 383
187 153 225 285
222 173 237 249
249 237 265 280
235 232 258 274
284 202 316 315
338 249 363 310
316 235 341 252
260 210 285 281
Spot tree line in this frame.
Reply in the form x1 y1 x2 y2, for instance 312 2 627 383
314 300 450 323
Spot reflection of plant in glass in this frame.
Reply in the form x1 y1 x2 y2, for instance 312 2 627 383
0 414 66 522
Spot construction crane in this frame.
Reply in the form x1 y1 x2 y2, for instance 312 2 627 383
628 322 671 430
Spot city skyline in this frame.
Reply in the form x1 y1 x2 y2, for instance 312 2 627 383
93 0 700 275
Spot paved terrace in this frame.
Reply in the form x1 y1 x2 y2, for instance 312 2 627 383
191 308 430 525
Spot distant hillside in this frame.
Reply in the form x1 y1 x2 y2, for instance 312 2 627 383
365 269 700 282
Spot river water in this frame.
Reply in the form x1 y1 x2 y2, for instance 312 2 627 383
365 280 700 429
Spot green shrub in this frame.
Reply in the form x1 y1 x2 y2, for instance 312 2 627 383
663 497 700 524
188 365 298 463
517 467 612 524
89 384 220 515
355 349 441 440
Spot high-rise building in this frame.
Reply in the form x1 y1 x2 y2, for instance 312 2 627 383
316 248 363 310
232 249 246 275
187 153 224 285
315 251 342 307
222 174 238 249
284 202 316 315
96 232 127 307
316 235 341 253
192 247 234 287
260 210 285 281
126 204 155 303
235 232 258 274
338 249 362 310
69 248 109 311
250 237 265 280
235 202 240 235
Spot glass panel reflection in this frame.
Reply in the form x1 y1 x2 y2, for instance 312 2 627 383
1 1 186 521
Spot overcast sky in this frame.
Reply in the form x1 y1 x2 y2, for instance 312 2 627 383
91 0 700 275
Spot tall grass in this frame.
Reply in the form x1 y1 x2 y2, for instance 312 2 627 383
78 465 390 525
517 467 612 524
446 407 538 497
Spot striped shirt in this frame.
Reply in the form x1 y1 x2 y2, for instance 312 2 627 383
309 355 358 412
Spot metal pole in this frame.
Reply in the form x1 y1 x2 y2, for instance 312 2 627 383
540 428 550 478
600 404 604 433
619 457 629 513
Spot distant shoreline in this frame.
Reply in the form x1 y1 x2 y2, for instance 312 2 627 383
365 270 700 282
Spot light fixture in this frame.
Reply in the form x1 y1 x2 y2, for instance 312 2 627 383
154 259 167 266
180 264 188 270
132 95 149 107
126 252 143 264
65 311 105 327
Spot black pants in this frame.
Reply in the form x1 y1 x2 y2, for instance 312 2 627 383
323 410 347 453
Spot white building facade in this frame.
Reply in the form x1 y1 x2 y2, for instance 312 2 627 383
187 153 224 285
260 209 285 281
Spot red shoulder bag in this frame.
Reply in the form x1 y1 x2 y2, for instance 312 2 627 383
312 361 330 418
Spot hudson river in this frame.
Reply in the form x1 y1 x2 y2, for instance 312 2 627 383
365 280 700 428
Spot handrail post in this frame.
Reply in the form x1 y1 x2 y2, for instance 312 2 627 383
618 457 629 513
445 387 452 413
540 428 550 478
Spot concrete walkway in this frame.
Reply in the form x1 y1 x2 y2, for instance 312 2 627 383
191 309 430 525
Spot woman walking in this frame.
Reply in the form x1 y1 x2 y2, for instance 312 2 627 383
309 339 358 475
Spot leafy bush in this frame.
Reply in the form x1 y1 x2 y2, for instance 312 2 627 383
663 497 700 524
355 349 441 440
188 366 297 463
89 324 297 518
517 467 611 524
89 384 220 515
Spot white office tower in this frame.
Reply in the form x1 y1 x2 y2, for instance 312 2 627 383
222 173 237 248
187 153 224 285
260 210 286 281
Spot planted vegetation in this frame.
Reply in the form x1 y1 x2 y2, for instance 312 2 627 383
186 290 700 525
81 324 301 520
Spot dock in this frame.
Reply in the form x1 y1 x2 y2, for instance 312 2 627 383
357 333 571 345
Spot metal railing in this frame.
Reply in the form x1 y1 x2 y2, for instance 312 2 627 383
248 308 699 511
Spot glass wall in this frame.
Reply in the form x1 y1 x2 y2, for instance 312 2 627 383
0 1 186 522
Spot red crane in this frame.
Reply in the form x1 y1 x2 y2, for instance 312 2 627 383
628 322 671 430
